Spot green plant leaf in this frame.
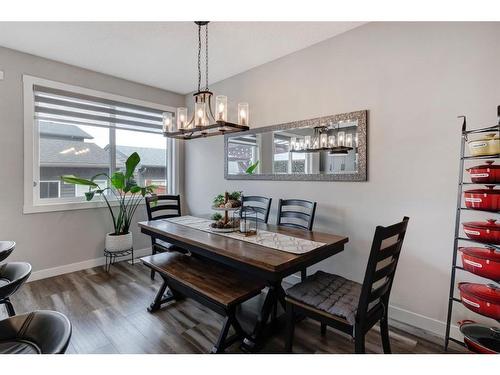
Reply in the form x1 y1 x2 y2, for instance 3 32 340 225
61 175 98 187
125 152 140 179
245 161 259 175
130 186 141 194
211 212 222 221
110 172 125 189
84 191 95 201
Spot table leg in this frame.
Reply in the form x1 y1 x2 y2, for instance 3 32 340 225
242 281 287 352
147 276 177 313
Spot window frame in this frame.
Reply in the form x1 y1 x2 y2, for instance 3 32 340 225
23 75 179 214
39 180 61 199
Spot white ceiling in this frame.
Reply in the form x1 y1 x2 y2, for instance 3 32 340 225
0 22 364 94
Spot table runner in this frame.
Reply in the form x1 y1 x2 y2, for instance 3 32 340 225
164 216 325 255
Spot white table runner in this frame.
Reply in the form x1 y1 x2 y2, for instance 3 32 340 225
164 216 325 255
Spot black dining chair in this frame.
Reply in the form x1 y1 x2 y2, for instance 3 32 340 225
277 198 317 280
241 195 272 224
285 217 409 354
0 241 15 263
145 194 183 279
0 262 32 316
0 310 72 354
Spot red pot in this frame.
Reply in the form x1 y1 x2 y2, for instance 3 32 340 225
458 320 500 354
463 219 500 245
467 161 500 184
458 283 500 320
460 247 500 282
464 186 500 212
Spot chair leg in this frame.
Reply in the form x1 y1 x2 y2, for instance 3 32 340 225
300 268 307 282
285 301 295 353
150 246 157 280
320 323 327 336
354 327 366 354
4 298 15 317
380 315 392 354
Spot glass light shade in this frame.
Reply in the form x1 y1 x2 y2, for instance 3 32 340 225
162 112 174 133
328 135 336 147
290 137 296 151
346 133 353 148
177 107 187 130
215 95 227 122
238 103 249 126
304 135 311 149
354 132 359 147
320 133 328 148
298 139 304 150
337 131 345 147
194 102 207 127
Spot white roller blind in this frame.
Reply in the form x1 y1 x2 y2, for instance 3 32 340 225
34 85 173 134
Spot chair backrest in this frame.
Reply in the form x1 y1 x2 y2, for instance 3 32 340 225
356 217 410 325
241 195 272 224
145 195 181 221
276 199 317 231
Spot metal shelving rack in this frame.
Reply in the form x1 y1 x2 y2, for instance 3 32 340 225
444 116 500 351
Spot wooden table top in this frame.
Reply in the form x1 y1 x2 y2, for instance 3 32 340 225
139 219 348 275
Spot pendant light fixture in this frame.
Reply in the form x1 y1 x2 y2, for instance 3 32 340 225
163 22 250 139
290 121 354 154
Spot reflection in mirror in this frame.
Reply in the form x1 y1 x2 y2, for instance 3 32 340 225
224 110 367 181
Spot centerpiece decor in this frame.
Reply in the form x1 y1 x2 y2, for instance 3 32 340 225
61 152 157 251
235 206 258 237
210 191 241 232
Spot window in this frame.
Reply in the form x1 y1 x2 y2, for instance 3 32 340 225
23 76 178 213
40 181 60 199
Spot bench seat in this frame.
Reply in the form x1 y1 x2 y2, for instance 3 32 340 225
141 252 265 353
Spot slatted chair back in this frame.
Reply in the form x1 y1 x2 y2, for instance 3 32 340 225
277 199 317 231
145 195 181 221
356 217 410 325
241 195 272 224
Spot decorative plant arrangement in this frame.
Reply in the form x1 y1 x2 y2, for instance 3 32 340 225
210 191 241 232
245 161 259 175
61 152 157 251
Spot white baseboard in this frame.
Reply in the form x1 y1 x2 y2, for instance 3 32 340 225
28 247 152 282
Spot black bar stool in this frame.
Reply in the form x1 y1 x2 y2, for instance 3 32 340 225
0 262 32 316
0 241 15 263
0 310 72 354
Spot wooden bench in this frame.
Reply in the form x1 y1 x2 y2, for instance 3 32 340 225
141 252 265 353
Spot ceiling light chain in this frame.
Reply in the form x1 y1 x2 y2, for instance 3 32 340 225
205 23 209 91
197 22 202 93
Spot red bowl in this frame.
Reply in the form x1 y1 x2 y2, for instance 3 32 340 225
458 283 500 320
464 186 500 212
460 247 500 282
467 161 500 184
463 219 500 245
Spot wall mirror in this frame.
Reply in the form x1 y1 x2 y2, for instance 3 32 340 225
224 110 367 181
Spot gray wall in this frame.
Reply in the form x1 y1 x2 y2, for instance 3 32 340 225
0 46 184 273
184 22 500 331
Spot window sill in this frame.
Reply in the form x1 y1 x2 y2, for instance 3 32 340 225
23 199 145 214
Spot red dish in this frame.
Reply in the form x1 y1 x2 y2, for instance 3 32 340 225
463 219 500 244
460 247 500 282
458 283 500 320
464 186 500 212
458 320 500 354
467 161 500 184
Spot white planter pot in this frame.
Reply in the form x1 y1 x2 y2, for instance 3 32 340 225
105 232 133 252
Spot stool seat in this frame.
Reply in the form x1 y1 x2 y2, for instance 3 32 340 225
0 262 32 316
0 310 72 354
0 241 15 263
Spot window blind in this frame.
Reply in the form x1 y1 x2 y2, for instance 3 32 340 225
34 85 172 134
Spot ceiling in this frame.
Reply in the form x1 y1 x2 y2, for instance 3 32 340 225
0 22 364 94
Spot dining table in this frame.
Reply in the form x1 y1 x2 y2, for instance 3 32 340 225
138 216 348 351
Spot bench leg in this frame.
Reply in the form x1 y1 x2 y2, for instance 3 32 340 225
285 301 295 353
147 277 177 313
211 316 232 354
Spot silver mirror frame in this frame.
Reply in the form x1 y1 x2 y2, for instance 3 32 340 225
224 110 367 181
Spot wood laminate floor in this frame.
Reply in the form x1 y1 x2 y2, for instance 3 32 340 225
1 261 465 354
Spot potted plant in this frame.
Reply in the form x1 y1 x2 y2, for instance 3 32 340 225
61 152 156 252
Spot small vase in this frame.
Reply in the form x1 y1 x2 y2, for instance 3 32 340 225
105 232 133 252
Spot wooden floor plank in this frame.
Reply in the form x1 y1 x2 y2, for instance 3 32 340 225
1 260 465 354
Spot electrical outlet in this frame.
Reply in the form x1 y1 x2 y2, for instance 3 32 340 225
0 70 3 80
